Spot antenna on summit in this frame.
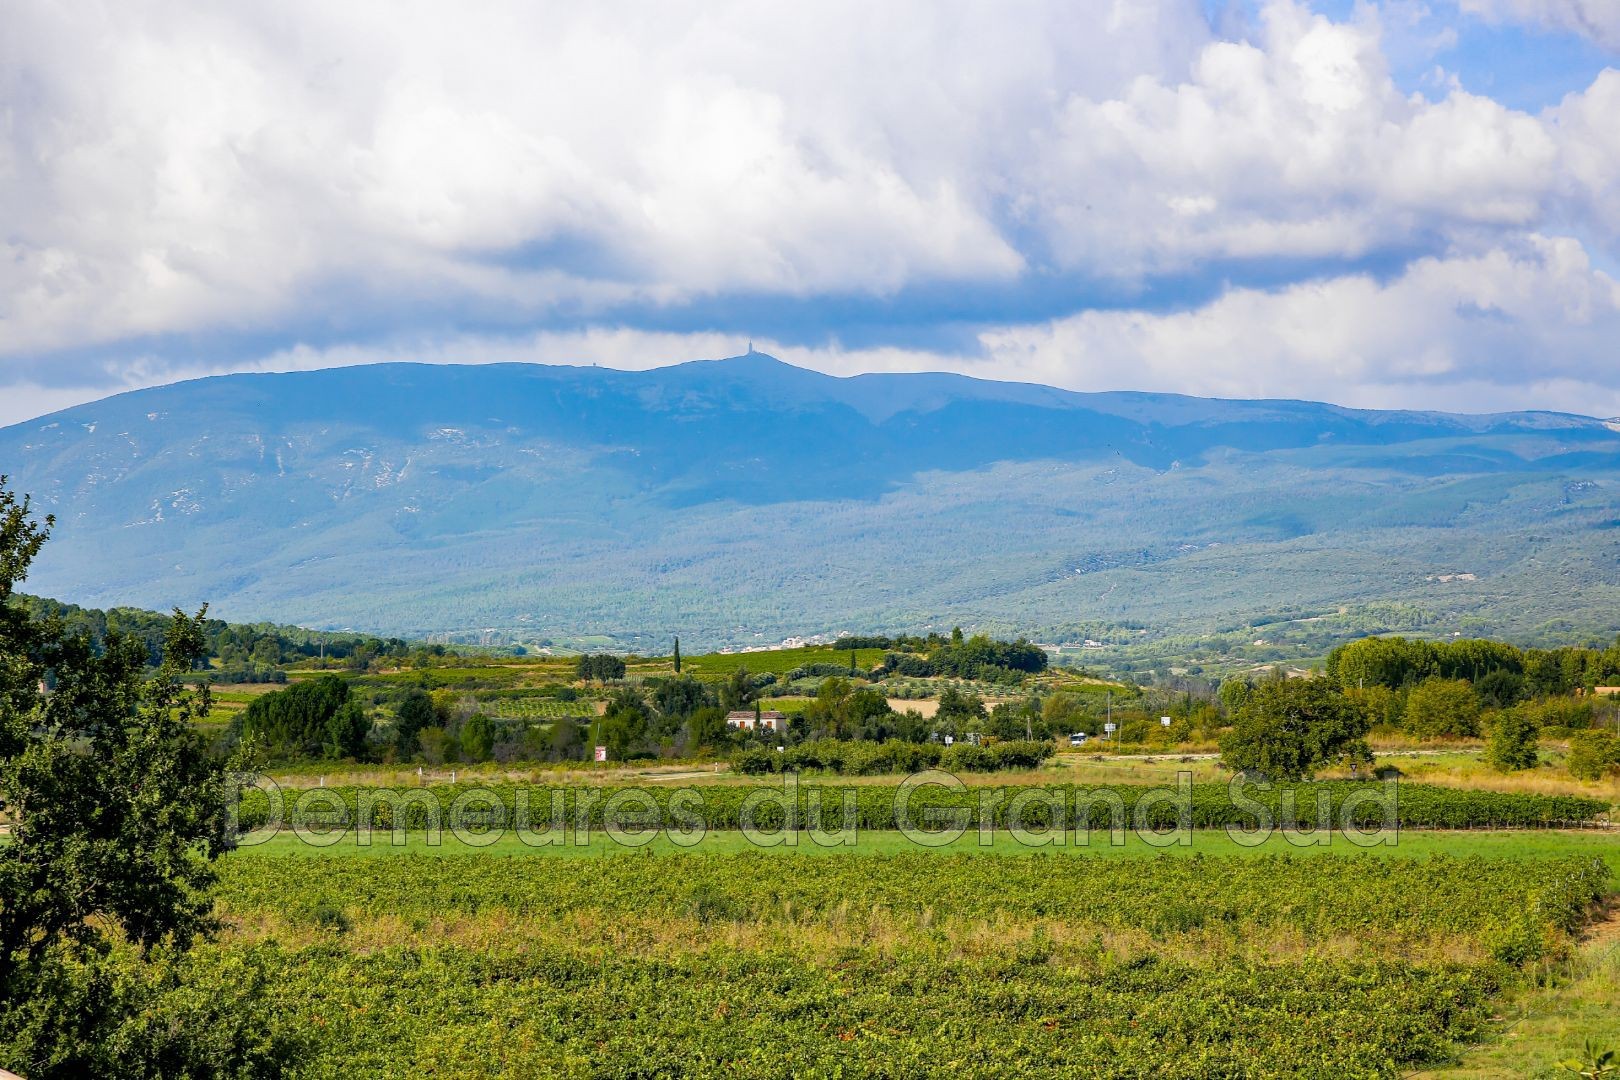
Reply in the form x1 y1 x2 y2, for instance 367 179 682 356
747 340 755 355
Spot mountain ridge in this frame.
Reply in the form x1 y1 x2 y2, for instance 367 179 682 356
9 353 1604 432
2 354 1618 649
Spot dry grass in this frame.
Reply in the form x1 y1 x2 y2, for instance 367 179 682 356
1387 756 1620 807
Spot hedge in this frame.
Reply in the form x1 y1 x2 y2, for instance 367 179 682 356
233 780 1610 834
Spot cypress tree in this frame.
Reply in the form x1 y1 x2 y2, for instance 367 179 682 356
674 637 681 674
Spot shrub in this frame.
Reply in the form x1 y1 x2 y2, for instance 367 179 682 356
1520 695 1597 733
940 743 992 771
1567 731 1620 781
730 747 779 775
988 740 1055 770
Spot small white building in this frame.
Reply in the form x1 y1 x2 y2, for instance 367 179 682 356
726 710 786 732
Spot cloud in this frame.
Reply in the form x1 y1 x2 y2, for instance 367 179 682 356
1026 2 1566 278
976 234 1620 415
1457 0 1620 49
9 231 1610 430
1 0 1620 420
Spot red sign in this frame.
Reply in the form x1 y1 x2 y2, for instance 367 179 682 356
594 745 608 762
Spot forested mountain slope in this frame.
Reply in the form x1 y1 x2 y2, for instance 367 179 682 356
2 354 1617 649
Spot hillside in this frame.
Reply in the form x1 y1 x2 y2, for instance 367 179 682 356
2 354 1619 650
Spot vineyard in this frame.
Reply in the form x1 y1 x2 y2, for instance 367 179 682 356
670 645 888 677
234 779 1612 834
196 850 1611 1077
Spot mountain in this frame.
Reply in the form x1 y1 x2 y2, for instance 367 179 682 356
3 354 1619 651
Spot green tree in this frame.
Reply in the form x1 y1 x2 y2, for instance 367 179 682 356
604 686 652 725
0 480 285 1075
1217 678 1254 716
1566 731 1619 781
1343 684 1402 729
1485 708 1539 773
1473 668 1526 709
673 636 681 674
1219 677 1371 780
394 689 438 756
239 674 364 760
935 686 987 728
989 697 1045 741
1042 691 1092 735
459 711 495 762
719 665 756 711
322 699 369 761
600 707 650 761
546 719 584 762
804 677 854 738
575 654 626 682
417 726 454 765
685 705 729 750
1403 678 1482 739
652 675 713 726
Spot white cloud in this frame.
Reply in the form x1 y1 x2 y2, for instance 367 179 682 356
1029 3 1559 275
5 0 1176 356
2 0 1620 418
976 234 1620 415
1458 0 1620 49
10 232 1611 427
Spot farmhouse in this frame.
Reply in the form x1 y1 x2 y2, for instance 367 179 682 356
726 710 786 732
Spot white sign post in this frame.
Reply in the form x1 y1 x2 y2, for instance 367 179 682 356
594 745 608 763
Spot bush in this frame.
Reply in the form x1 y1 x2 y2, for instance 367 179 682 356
1567 730 1620 781
731 747 780 775
940 743 991 771
0 947 299 1079
730 739 1053 776
988 740 1055 770
1518 695 1596 733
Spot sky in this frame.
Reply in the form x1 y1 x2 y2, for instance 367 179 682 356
3 0 1620 427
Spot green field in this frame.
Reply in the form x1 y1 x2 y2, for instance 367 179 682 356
670 645 887 677
198 843 1611 1077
